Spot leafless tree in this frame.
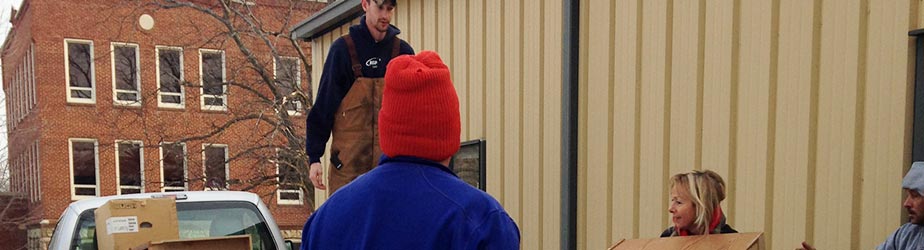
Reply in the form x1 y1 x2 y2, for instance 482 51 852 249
0 94 43 250
92 0 325 207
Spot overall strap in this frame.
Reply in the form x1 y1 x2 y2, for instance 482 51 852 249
391 37 403 58
342 34 363 78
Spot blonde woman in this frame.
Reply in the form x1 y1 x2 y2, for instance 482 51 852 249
661 170 738 237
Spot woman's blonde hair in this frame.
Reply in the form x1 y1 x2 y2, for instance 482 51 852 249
670 169 727 234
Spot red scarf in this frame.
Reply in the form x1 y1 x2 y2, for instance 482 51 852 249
678 206 723 236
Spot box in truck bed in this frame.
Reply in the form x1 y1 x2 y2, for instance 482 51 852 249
132 235 252 250
94 198 179 250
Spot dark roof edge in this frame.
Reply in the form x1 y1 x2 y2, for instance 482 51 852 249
291 0 362 41
911 28 924 37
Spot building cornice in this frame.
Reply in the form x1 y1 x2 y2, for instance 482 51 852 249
290 0 362 41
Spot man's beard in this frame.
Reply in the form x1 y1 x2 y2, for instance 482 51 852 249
376 19 390 32
910 210 924 225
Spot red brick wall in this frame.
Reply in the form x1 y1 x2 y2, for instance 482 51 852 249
3 0 325 233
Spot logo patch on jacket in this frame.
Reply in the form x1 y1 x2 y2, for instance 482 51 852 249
365 57 382 69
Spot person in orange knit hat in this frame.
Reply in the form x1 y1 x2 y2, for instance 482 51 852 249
300 51 520 249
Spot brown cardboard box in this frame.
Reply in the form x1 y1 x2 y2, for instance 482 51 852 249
94 198 179 250
608 232 765 250
133 235 252 250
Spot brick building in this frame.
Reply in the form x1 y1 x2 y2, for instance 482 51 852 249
2 0 326 248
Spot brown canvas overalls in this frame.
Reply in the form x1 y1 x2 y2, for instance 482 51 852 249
328 34 402 193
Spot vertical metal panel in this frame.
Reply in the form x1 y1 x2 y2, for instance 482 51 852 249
771 0 814 249
468 0 484 139
860 1 910 249
408 0 421 48
585 0 613 247
421 0 436 50
502 0 522 225
577 0 589 246
544 0 565 248
447 0 465 138
734 0 773 236
668 0 700 177
638 0 671 237
701 0 735 189
394 0 407 36
814 1 862 249
484 0 503 203
611 0 642 241
521 0 543 249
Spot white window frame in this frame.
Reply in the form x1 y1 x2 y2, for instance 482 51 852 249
33 142 41 202
199 49 227 111
160 142 188 192
230 0 256 5
19 63 25 121
28 144 35 202
275 150 303 205
110 42 142 106
69 138 99 200
274 56 303 116
18 56 24 122
115 140 144 195
30 42 36 108
202 144 229 190
13 65 20 124
156 46 185 109
64 39 95 104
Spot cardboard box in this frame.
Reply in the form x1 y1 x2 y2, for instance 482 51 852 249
133 235 251 250
608 232 765 250
95 198 179 250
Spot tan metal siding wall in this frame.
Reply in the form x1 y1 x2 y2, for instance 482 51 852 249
580 0 916 250
310 1 564 249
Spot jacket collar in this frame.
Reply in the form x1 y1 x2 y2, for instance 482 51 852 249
379 155 458 177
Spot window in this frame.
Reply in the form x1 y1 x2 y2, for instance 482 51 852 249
200 50 226 111
32 142 41 202
111 43 141 105
450 139 487 190
30 42 36 108
69 139 98 199
276 151 302 205
116 141 143 194
203 144 228 190
161 143 187 192
158 46 184 108
275 57 302 115
65 39 95 104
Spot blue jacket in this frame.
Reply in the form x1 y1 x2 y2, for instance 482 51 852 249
878 223 924 250
305 16 415 164
300 156 521 250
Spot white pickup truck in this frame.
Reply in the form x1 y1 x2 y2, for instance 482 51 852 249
47 191 294 250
